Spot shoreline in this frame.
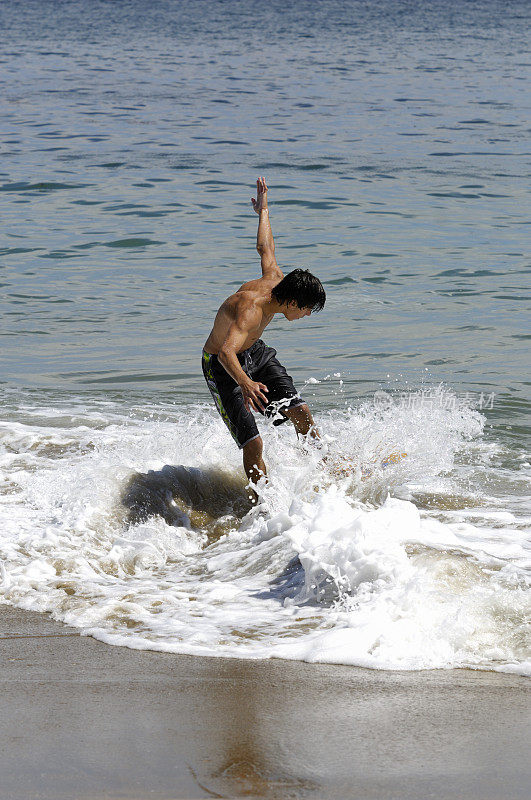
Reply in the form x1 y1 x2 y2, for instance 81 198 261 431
1 605 529 799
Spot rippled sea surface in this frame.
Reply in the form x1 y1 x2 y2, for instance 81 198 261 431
0 0 529 673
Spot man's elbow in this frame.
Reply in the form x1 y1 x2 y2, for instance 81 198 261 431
217 347 232 366
257 242 274 255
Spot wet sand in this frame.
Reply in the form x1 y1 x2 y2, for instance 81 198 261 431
1 606 529 800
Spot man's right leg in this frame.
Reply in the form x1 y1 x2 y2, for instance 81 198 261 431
243 436 266 499
284 402 319 440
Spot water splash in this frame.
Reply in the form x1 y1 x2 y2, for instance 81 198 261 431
0 387 529 674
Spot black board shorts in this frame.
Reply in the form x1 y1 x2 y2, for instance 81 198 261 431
202 339 305 448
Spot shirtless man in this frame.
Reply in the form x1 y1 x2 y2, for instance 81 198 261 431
202 177 326 492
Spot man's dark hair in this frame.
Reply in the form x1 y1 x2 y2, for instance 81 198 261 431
271 269 326 312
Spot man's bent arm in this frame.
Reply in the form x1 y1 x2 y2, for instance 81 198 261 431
218 311 269 412
218 343 250 387
218 343 269 413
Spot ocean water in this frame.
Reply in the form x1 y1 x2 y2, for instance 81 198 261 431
0 0 529 674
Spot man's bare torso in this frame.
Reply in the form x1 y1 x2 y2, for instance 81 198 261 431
204 273 283 355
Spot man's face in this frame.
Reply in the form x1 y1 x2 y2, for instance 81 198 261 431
284 302 312 321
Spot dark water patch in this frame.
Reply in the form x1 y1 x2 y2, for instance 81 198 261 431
365 253 396 258
95 162 125 168
282 243 319 250
105 203 148 211
0 181 93 192
195 180 244 186
254 162 331 172
8 293 72 302
428 191 481 199
349 352 397 359
2 330 51 336
324 277 355 286
38 252 83 260
104 238 163 248
458 119 493 124
275 200 338 210
456 326 497 332
0 247 43 256
365 210 415 218
83 372 197 384
476 101 511 107
120 210 176 218
437 288 490 297
71 241 102 250
435 268 500 277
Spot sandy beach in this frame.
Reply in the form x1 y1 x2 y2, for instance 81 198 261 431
1 605 529 800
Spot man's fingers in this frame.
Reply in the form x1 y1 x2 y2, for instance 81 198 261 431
256 176 267 194
256 383 268 406
249 392 265 413
244 381 268 413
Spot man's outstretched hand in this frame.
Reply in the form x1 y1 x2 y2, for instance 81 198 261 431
251 176 268 214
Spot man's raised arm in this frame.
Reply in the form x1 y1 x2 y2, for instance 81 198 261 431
251 176 282 278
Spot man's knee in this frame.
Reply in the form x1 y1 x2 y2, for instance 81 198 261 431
286 403 313 429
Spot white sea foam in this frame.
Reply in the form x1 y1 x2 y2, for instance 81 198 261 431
0 388 529 674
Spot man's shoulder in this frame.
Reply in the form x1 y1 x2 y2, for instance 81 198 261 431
229 292 264 326
234 291 263 312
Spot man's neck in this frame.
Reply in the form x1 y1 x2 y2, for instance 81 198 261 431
262 296 284 316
